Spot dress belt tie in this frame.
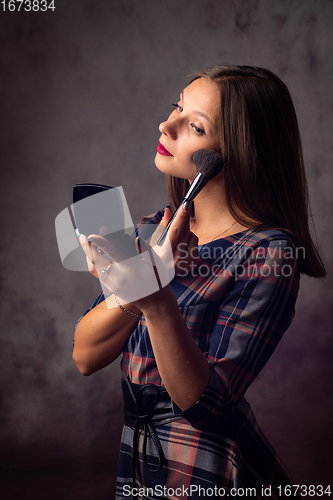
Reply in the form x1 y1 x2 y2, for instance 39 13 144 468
122 371 176 487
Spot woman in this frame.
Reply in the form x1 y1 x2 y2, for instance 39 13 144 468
73 65 326 499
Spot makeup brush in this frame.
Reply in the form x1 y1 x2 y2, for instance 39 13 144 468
157 149 224 246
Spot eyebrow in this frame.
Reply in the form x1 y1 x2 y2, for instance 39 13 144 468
180 91 215 126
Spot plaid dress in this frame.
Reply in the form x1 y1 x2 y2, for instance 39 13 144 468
80 208 300 500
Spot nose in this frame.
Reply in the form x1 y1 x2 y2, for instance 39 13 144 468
159 115 178 140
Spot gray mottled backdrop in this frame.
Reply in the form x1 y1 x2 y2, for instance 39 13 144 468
1 1 332 499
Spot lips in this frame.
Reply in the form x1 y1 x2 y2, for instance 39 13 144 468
157 142 173 156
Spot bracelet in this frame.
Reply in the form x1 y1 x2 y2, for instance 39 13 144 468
114 295 142 318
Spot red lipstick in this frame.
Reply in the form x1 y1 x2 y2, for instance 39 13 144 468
157 142 173 156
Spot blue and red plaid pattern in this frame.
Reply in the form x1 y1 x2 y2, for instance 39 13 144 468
78 208 300 499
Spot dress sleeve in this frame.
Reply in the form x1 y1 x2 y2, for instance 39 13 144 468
178 238 300 430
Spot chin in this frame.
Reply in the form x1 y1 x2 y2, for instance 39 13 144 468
154 153 173 176
154 154 196 181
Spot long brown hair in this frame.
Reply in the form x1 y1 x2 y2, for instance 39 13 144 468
167 64 326 278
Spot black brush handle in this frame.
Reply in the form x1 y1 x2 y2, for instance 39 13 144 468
156 149 224 247
157 173 208 246
156 203 182 246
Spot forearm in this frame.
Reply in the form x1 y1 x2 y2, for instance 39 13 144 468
73 294 140 375
138 285 210 411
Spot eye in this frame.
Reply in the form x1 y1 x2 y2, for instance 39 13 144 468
171 103 205 135
191 124 205 135
172 103 183 112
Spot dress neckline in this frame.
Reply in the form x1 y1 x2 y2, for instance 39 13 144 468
198 229 252 248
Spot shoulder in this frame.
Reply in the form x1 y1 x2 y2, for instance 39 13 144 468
227 228 297 261
203 228 296 265
204 228 300 279
237 228 294 249
229 229 300 288
140 206 169 225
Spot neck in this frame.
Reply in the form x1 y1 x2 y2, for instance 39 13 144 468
189 174 247 244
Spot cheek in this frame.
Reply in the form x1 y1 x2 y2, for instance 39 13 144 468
154 146 198 180
180 155 198 180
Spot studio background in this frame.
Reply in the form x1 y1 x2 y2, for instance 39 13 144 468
0 1 332 499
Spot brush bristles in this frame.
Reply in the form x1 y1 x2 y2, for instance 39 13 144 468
192 149 224 180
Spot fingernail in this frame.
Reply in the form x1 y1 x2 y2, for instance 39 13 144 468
136 237 142 254
87 236 96 243
183 201 189 212
75 228 81 238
